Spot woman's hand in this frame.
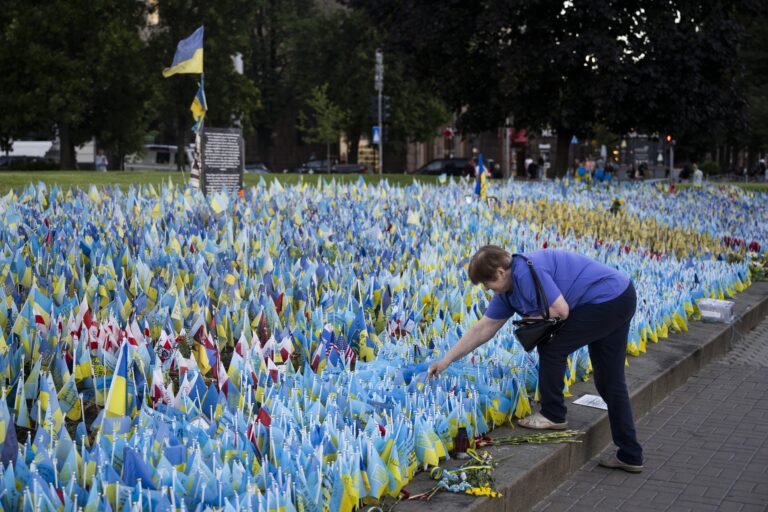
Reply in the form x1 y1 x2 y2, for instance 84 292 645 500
427 316 507 379
428 358 451 379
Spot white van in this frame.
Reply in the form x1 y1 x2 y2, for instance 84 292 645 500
124 144 195 171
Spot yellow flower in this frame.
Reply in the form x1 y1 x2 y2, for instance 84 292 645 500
465 487 503 498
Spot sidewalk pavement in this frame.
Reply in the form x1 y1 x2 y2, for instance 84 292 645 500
533 317 768 512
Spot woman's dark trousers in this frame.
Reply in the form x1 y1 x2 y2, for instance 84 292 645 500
536 283 643 466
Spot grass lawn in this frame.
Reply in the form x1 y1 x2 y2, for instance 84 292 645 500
0 170 441 195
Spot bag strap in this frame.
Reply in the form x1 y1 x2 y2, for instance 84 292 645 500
512 254 550 319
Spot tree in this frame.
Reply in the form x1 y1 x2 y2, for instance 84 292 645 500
0 0 156 170
246 0 320 165
610 0 752 164
150 0 261 170
90 3 155 170
483 0 643 176
0 0 100 168
297 84 348 172
287 9 374 163
732 5 768 170
378 62 451 159
288 7 450 167
353 0 755 176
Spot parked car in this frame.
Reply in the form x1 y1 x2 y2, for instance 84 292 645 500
124 144 195 171
244 162 270 174
0 155 57 170
333 163 369 174
293 159 336 174
411 158 471 176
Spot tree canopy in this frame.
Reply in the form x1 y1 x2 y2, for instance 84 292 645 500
0 0 764 171
353 0 762 174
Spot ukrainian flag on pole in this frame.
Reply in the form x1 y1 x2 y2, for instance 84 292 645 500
474 153 488 199
162 26 204 77
190 76 207 132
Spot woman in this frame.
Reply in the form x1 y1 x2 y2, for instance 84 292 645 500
428 245 644 472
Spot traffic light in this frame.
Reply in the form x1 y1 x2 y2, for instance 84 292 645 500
370 95 392 122
382 96 391 122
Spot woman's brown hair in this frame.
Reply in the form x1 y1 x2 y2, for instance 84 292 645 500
467 245 512 285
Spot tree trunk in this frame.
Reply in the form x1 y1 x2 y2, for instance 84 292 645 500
326 142 331 173
748 142 759 175
59 122 76 170
257 125 272 168
117 140 124 171
177 112 187 172
553 129 572 178
348 133 360 164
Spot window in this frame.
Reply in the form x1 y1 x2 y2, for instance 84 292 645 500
156 152 170 164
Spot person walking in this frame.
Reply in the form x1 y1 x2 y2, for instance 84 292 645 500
692 162 703 186
428 246 644 472
95 150 109 172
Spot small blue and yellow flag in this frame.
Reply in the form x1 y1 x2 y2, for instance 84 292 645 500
190 77 207 132
105 342 128 418
162 26 204 77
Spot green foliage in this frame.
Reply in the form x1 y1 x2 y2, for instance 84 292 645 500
297 84 348 146
738 7 768 154
244 0 316 160
385 65 452 145
354 0 756 174
0 0 762 172
90 3 155 169
285 8 450 164
287 10 375 142
699 161 721 175
0 0 164 169
0 0 96 167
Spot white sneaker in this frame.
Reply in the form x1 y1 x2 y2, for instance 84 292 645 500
598 452 644 473
517 412 568 430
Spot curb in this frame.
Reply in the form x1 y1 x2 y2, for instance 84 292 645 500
396 281 768 512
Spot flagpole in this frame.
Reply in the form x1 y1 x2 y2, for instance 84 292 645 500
192 72 205 191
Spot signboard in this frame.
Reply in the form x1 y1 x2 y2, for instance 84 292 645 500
634 145 650 164
372 126 381 145
201 127 243 196
190 132 202 189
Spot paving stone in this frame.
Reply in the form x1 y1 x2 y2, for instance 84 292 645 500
718 501 745 512
740 504 768 512
534 316 768 512
670 499 720 511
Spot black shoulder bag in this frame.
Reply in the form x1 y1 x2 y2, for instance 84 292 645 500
511 254 564 352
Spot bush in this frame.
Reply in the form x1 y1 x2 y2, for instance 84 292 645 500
700 161 721 175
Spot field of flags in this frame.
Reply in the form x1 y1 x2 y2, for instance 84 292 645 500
0 177 763 511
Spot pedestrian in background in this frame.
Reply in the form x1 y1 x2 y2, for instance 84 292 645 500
95 150 109 172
